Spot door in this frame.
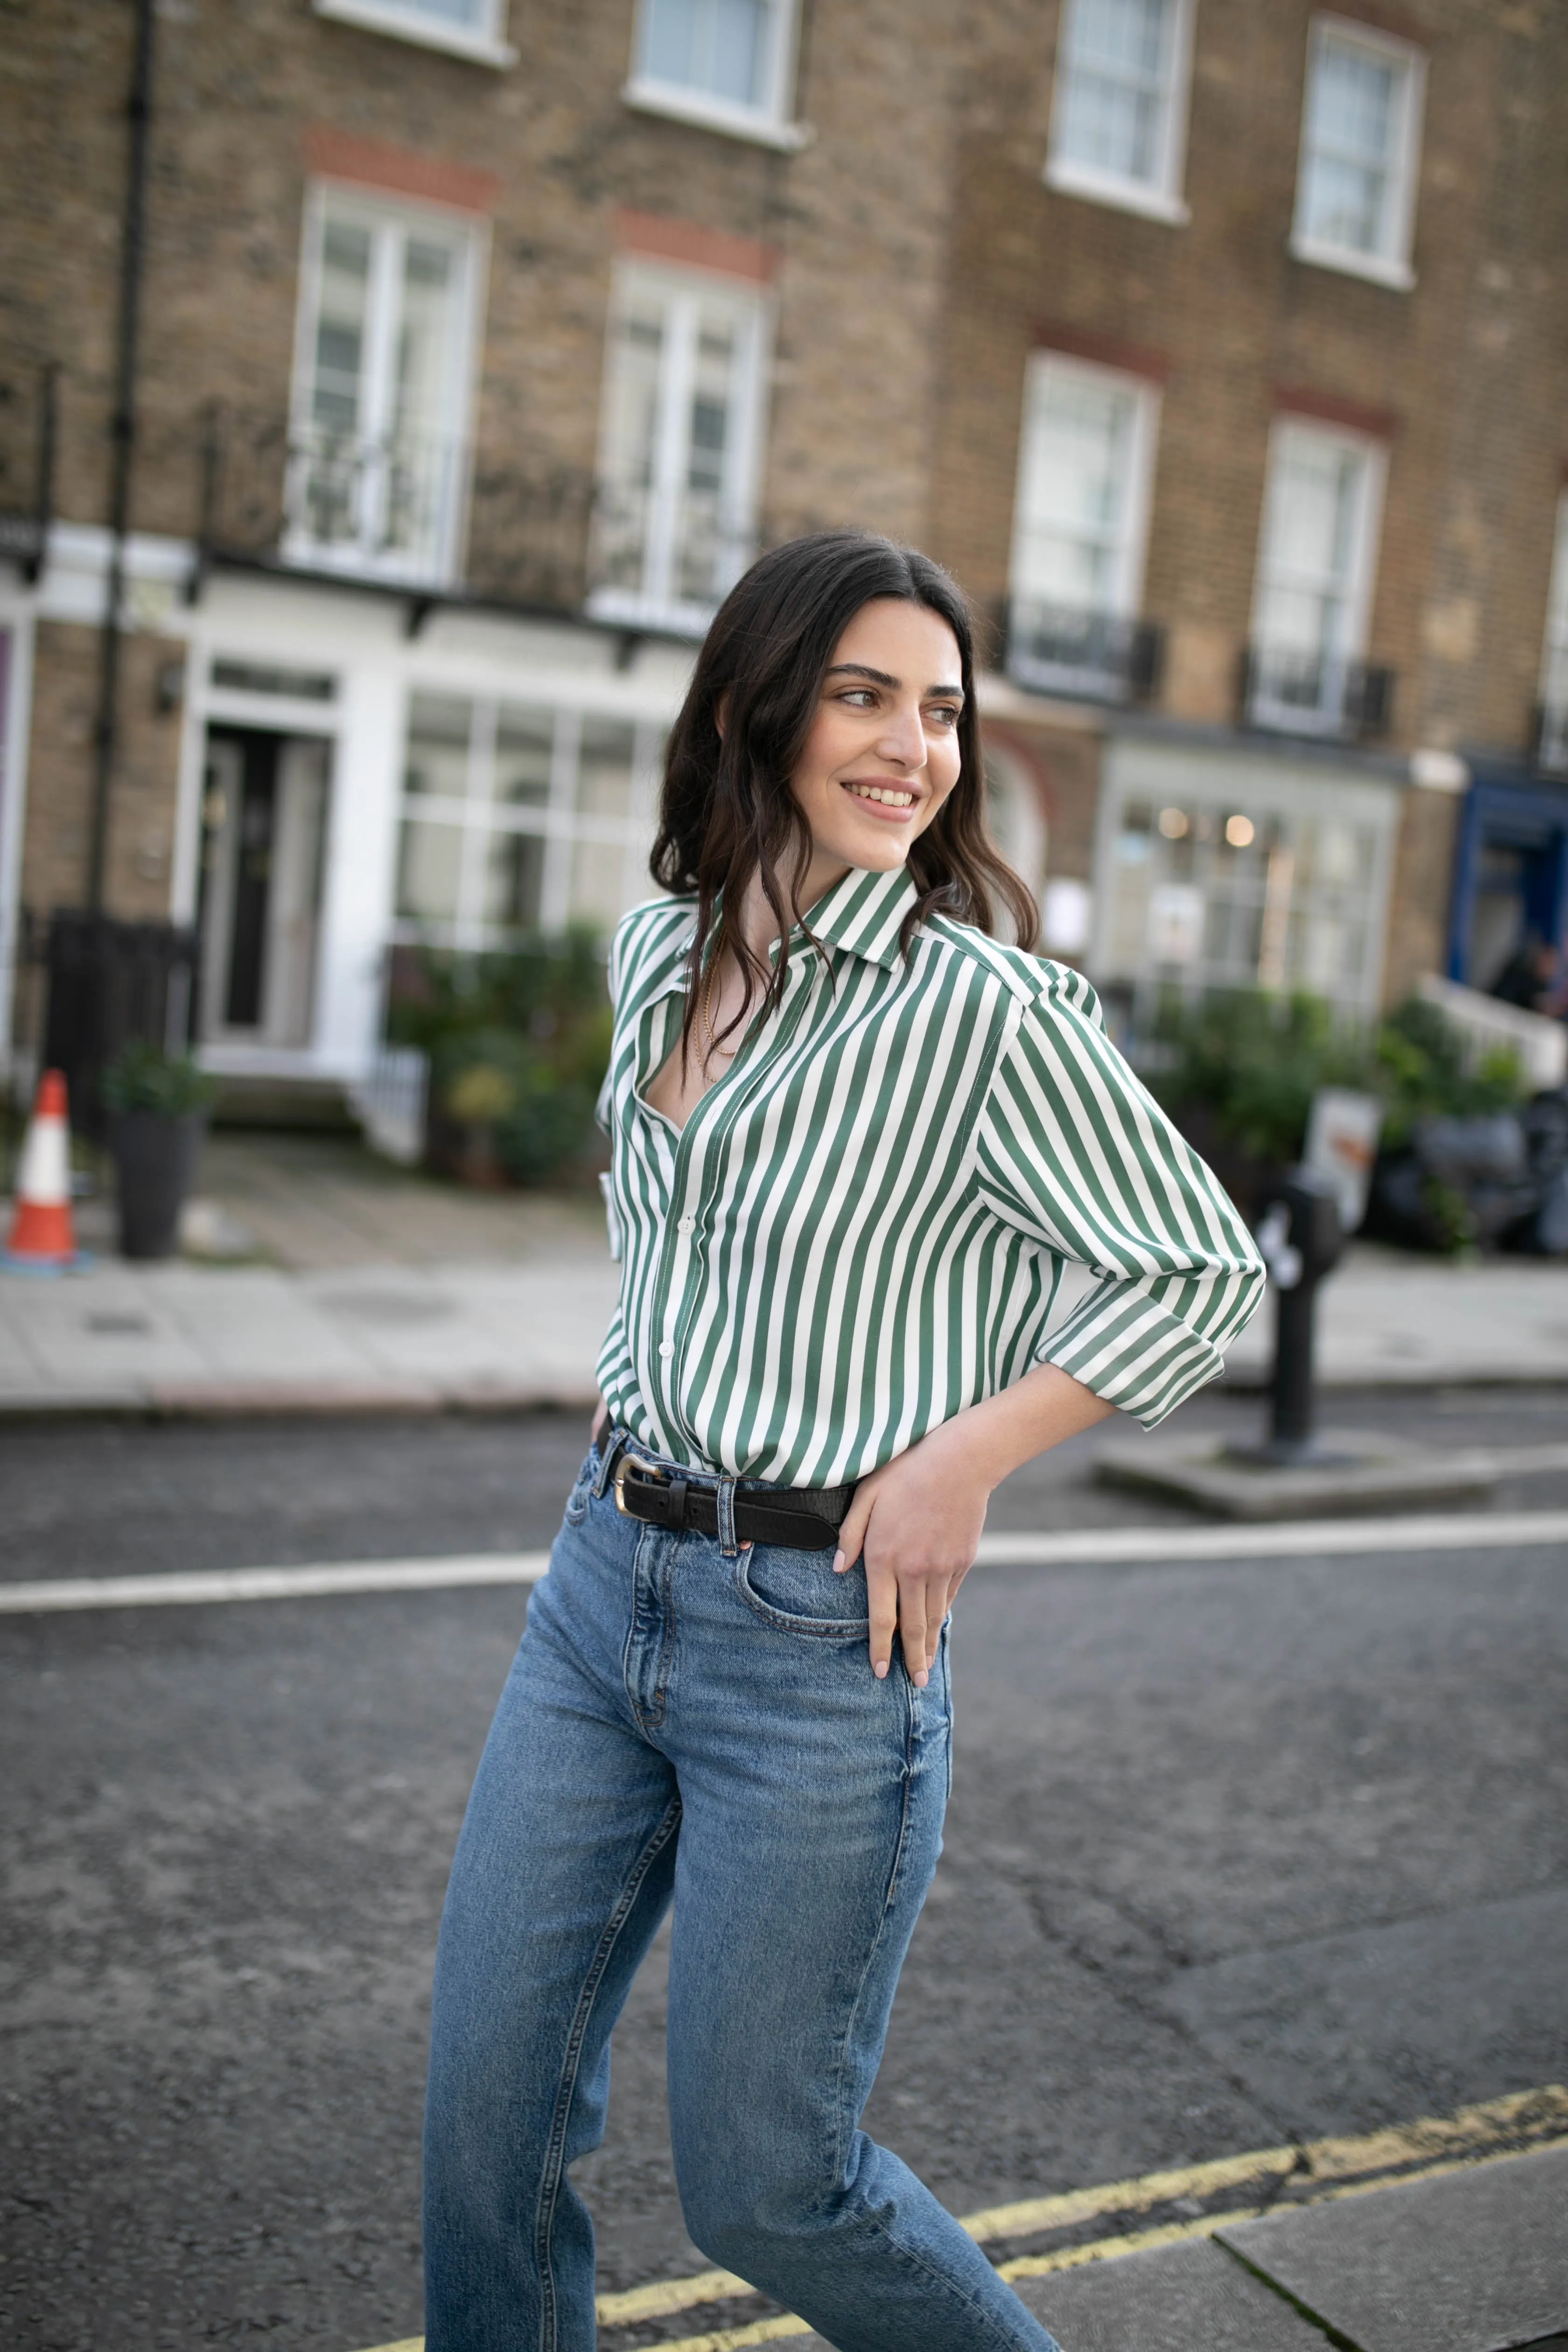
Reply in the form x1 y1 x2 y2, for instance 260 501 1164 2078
197 729 330 1050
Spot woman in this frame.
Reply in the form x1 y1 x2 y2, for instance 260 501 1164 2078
423 531 1264 2352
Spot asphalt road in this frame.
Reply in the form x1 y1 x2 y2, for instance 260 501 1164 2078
2 1388 1567 2352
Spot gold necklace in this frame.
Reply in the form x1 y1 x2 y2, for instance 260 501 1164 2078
700 961 737 1070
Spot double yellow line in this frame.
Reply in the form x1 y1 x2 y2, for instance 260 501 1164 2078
360 2081 1568 2352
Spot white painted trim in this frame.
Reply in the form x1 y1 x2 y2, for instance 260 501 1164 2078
289 183 489 590
0 598 37 1069
1046 0 1197 221
625 0 806 147
591 257 772 630
622 78 810 150
1251 412 1388 675
313 0 517 68
1009 349 1162 622
1292 14 1426 287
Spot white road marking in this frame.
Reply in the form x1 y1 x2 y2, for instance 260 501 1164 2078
3 1509 1567 1615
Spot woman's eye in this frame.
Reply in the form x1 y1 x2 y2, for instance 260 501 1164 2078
841 690 877 708
929 705 960 727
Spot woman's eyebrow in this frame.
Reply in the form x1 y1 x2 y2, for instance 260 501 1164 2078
826 662 964 699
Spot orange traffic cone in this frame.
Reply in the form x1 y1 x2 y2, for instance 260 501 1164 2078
5 1068 79 1269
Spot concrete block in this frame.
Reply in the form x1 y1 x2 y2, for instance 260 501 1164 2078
1095 1430 1498 1520
1218 2142 1568 2352
1014 2236 1331 2350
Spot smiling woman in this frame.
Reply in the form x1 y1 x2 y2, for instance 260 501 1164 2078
420 530 1264 2352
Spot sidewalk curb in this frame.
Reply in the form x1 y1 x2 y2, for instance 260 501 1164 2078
0 1377 601 1420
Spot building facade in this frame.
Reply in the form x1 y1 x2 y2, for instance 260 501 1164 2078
1 0 1565 1099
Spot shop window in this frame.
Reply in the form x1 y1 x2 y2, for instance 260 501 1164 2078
1008 351 1159 701
1538 493 1568 774
1292 17 1423 287
289 188 481 585
1249 418 1385 737
626 0 802 144
394 692 661 948
590 263 769 631
1046 0 1195 223
1098 764 1395 1019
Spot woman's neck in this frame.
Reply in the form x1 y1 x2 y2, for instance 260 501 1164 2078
732 852 853 966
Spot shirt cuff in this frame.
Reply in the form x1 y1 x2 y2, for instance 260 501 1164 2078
1038 1278 1232 1429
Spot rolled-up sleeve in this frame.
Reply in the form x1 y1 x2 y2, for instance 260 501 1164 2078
973 966 1266 1428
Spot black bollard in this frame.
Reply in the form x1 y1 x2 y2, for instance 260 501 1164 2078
1250 1171 1344 1466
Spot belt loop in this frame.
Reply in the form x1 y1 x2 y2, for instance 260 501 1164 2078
593 1426 629 1499
716 1474 738 1558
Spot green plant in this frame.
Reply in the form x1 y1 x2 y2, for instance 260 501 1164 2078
1370 997 1525 1145
101 1041 218 1118
1148 987 1528 1168
393 931 612 1185
1148 988 1370 1166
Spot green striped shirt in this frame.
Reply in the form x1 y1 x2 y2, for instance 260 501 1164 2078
596 863 1264 1486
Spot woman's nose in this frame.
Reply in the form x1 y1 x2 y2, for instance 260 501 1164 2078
875 702 927 768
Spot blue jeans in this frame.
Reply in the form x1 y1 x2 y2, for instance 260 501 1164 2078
422 1442 1061 2352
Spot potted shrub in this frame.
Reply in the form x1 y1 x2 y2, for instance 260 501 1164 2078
102 1042 217 1260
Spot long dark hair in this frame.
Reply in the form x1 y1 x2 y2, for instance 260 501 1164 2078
651 528 1037 1058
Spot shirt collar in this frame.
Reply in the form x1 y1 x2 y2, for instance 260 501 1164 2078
796 864 920 971
665 863 921 997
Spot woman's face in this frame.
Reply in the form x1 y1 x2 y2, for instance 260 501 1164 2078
789 597 966 890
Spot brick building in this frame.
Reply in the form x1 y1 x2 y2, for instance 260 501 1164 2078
0 0 1565 1096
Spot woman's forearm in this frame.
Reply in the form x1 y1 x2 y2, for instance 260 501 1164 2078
921 1361 1117 1491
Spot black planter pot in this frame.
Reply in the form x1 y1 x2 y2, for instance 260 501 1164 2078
110 1110 206 1260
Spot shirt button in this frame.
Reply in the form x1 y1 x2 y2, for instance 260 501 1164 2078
677 1215 696 1234
659 1340 675 1358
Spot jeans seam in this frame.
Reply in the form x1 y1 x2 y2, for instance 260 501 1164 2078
828 1676 917 2184
533 1793 683 2351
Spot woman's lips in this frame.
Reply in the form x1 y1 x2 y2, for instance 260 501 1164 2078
842 778 918 819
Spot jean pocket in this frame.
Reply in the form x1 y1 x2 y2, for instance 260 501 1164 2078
734 1544 871 1638
562 1448 598 1526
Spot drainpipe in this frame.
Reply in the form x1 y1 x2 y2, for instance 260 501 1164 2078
86 0 157 915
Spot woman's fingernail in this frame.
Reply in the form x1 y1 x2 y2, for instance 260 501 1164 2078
915 1668 930 1688
874 1659 888 1679
833 1550 846 1573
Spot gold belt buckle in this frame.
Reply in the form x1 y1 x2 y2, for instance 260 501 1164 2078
613 1453 663 1517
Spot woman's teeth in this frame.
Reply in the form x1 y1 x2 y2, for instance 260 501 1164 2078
844 782 915 807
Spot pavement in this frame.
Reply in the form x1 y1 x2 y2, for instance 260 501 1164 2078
4 1128 1568 1415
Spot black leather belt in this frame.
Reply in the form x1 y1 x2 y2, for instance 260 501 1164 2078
609 1436 852 1552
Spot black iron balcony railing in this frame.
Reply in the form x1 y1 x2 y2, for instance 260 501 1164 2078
0 363 59 585
1242 642 1395 742
1001 597 1164 706
193 406 760 632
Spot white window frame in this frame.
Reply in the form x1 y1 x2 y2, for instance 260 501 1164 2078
1290 14 1424 290
1248 415 1386 738
1045 0 1196 226
624 0 808 150
1539 491 1568 774
588 259 771 637
1007 350 1160 699
287 182 487 591
313 0 516 68
392 689 664 950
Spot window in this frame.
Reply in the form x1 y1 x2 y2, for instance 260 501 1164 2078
289 189 481 586
626 0 804 147
394 692 661 948
313 0 516 69
1007 352 1159 700
1095 749 1398 1019
1539 495 1568 774
1046 0 1194 222
589 264 769 632
1249 419 1386 737
1292 17 1423 286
